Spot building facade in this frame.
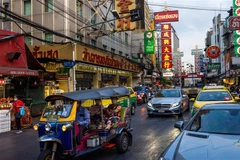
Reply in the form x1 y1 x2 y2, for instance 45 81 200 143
0 0 143 97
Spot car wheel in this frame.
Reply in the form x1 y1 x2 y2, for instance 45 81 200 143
131 103 135 115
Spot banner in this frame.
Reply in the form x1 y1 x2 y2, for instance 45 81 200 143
144 31 155 54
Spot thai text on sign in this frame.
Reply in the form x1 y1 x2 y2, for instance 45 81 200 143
154 10 179 23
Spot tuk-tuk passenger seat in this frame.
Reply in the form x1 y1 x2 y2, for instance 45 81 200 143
117 107 129 127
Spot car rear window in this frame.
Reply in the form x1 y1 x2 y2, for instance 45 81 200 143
197 91 232 101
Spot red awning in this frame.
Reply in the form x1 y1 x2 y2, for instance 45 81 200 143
0 66 39 76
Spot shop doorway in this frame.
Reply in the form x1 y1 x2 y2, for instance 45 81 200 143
119 76 128 86
76 72 93 90
101 74 113 87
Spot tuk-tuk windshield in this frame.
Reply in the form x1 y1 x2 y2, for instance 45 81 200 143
43 99 74 119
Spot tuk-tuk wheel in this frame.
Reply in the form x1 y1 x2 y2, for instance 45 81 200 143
37 149 60 160
116 132 129 153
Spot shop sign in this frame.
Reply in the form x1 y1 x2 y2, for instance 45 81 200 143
41 63 63 72
162 61 172 69
154 10 179 23
115 0 136 31
208 63 221 69
161 23 171 31
191 49 203 55
144 31 155 54
206 46 220 59
56 68 69 79
75 63 97 73
163 72 174 77
173 52 184 57
162 46 172 53
161 31 171 38
28 43 72 60
77 45 141 72
162 53 172 61
229 16 240 31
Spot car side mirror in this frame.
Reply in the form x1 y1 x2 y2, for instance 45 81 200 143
189 98 195 102
174 121 184 131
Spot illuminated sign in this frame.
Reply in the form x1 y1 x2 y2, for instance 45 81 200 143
154 10 179 23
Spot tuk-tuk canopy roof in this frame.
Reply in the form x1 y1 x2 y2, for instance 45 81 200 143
45 86 130 102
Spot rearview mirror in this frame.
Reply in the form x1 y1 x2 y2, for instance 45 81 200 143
189 98 195 102
174 121 184 131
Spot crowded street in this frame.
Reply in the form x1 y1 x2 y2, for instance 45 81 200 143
0 102 192 160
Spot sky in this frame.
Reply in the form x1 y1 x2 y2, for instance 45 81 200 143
148 0 231 65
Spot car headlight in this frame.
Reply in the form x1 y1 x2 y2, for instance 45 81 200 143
158 157 166 160
171 102 180 108
62 123 72 132
147 102 152 107
33 124 39 131
45 123 51 131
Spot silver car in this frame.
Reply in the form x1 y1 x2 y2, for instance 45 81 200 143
147 89 189 117
159 103 240 160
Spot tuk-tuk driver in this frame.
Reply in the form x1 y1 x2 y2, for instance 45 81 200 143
76 101 90 142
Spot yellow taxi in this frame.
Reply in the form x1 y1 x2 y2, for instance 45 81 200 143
82 87 137 115
190 85 240 116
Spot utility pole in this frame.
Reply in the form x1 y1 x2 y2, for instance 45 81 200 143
139 42 144 85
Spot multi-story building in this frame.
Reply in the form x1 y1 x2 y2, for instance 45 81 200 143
0 0 143 100
204 14 224 82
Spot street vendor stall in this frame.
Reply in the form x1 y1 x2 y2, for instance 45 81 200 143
0 98 12 133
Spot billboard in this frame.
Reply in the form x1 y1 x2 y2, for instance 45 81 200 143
154 10 179 23
144 31 155 54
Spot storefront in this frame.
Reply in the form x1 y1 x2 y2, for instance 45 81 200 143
75 44 141 88
28 43 73 97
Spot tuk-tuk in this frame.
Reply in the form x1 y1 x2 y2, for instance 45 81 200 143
34 86 133 160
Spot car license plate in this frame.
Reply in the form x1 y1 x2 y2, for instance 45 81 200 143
158 109 165 113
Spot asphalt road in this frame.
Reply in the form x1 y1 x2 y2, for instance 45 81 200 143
0 103 192 160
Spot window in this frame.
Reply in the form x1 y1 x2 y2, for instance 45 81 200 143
125 33 128 43
119 32 121 38
102 23 106 30
24 0 31 16
45 33 53 42
76 1 82 17
3 3 9 19
24 36 32 46
197 91 232 101
103 45 107 49
119 51 122 55
91 39 96 46
45 0 53 12
91 9 96 24
111 48 115 53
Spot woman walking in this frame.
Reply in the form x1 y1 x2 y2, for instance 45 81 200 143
6 95 24 134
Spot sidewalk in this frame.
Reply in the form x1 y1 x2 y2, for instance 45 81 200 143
0 116 40 160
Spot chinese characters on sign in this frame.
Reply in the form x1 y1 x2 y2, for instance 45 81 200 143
115 0 136 31
161 23 172 69
233 0 240 56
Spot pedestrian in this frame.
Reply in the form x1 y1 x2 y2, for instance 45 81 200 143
76 101 90 144
6 94 24 134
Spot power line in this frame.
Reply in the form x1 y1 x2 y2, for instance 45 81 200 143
148 3 230 12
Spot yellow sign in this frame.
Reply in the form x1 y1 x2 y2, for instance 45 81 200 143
115 0 136 31
28 43 73 60
76 44 141 72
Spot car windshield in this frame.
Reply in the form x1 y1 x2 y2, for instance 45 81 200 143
155 90 180 97
197 91 232 101
189 109 240 135
43 99 74 119
134 86 143 91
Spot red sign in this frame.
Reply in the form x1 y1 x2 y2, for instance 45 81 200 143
0 80 6 85
161 24 171 31
161 31 171 38
0 66 39 76
228 16 240 31
154 10 179 23
161 39 171 46
162 46 172 53
206 45 221 59
162 61 172 69
162 53 172 61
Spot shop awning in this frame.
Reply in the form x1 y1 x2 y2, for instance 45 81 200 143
0 66 39 76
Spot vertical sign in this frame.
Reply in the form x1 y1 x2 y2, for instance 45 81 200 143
161 23 172 69
115 0 136 31
144 31 155 54
233 0 240 56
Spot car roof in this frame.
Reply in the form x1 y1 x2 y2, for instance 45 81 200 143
201 89 228 92
201 103 240 110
